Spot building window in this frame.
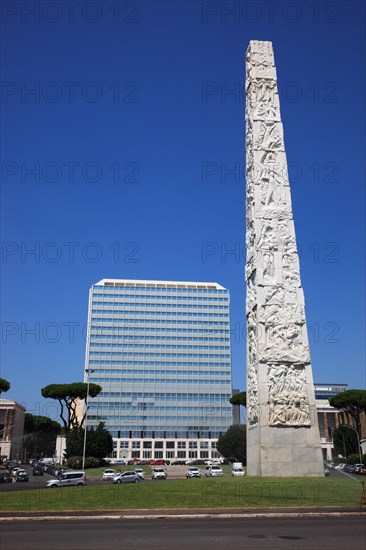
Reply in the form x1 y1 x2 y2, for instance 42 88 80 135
177 451 186 458
143 441 152 449
189 442 197 449
154 451 163 459
131 450 140 459
166 441 175 449
132 442 140 449
166 451 175 459
154 441 163 449
143 450 152 459
120 441 129 449
177 441 186 449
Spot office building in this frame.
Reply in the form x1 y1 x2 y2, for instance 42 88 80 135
0 399 25 460
84 278 233 461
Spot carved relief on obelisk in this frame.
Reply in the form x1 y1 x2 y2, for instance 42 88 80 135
245 41 324 476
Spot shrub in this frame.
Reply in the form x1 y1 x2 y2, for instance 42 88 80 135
66 456 101 469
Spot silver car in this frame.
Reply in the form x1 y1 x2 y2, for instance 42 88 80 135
45 471 86 488
113 471 140 484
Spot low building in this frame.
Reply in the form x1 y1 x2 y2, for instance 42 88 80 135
314 383 366 461
0 399 26 460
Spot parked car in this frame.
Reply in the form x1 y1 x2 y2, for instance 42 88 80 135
358 465 366 475
171 460 185 465
232 467 245 477
205 465 223 477
103 469 117 481
152 468 167 480
54 468 67 477
16 470 29 482
11 467 23 479
0 472 12 483
134 469 145 480
33 466 44 476
112 471 140 484
45 471 86 488
186 467 201 478
324 468 330 476
335 463 346 471
114 460 126 465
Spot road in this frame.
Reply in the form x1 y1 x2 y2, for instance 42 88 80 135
1 516 365 549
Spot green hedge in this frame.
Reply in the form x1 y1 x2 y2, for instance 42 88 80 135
66 456 102 469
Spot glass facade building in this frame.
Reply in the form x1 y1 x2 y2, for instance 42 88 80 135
84 279 233 461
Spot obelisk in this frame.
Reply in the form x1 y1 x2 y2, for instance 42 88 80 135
245 41 324 476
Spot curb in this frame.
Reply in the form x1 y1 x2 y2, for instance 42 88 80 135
1 510 365 521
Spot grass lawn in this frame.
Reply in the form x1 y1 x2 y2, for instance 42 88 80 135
0 476 363 512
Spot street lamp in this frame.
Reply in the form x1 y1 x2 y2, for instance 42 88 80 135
341 424 363 464
82 368 95 470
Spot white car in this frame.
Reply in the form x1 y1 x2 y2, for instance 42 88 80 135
152 468 167 480
102 469 117 481
134 469 145 480
232 467 245 477
186 467 201 478
205 465 223 477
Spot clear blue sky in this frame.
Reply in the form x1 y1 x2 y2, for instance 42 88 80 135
1 0 365 421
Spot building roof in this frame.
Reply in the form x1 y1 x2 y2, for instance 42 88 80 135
94 279 227 290
0 399 26 411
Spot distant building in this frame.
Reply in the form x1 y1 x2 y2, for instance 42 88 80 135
313 383 365 460
0 399 25 460
83 278 233 462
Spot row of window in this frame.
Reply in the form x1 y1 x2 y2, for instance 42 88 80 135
90 335 230 342
89 427 222 438
91 310 229 318
117 441 211 449
89 351 230 359
88 360 230 367
93 302 229 308
89 404 232 413
93 292 228 305
102 429 224 438
90 320 229 327
92 303 229 311
89 377 231 385
87 369 231 376
93 415 230 423
99 392 231 400
90 343 230 350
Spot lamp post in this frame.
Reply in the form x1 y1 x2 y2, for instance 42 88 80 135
341 424 362 464
82 368 95 470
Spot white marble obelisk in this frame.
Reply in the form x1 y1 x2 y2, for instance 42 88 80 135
245 41 324 476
